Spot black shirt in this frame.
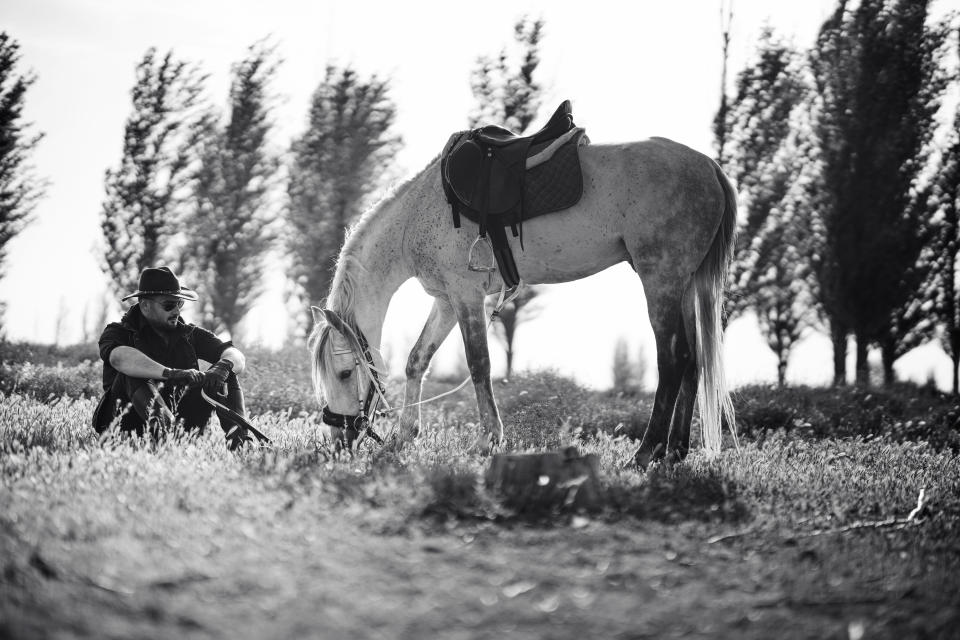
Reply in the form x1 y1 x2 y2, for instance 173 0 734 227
98 304 232 391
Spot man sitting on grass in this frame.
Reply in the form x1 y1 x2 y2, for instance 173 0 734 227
92 266 253 450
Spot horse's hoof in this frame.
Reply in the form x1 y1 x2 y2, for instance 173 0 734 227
633 442 665 470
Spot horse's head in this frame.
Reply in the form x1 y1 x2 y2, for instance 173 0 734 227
308 306 386 449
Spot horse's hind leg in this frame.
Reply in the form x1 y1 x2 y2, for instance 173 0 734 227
400 296 457 439
634 284 692 468
667 284 699 458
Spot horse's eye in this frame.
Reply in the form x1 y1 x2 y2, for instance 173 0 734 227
338 370 352 381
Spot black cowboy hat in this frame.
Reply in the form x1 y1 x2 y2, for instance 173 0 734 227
121 267 199 302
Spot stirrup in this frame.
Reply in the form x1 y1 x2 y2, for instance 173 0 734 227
467 235 497 273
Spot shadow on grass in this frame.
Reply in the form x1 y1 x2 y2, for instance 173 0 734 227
604 464 749 524
420 461 750 527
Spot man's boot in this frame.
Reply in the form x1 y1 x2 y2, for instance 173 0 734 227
216 373 252 450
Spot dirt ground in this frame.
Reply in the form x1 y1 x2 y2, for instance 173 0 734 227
3 472 957 640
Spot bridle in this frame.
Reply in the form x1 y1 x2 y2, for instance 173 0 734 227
319 309 387 446
316 284 524 448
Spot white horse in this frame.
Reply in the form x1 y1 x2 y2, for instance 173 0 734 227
309 137 737 466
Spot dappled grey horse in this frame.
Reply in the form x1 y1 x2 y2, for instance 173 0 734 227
309 132 737 466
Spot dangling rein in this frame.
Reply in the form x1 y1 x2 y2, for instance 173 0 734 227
326 282 525 443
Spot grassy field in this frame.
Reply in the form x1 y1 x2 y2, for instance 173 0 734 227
2 342 960 639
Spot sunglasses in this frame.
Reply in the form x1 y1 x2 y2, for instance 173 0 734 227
152 299 185 312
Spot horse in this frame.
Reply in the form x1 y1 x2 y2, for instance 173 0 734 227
309 136 738 467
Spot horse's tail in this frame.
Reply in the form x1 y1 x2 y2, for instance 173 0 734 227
691 165 738 453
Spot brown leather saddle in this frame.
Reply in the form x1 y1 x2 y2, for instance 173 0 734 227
441 100 588 288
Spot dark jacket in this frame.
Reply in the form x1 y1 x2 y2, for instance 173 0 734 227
98 304 232 391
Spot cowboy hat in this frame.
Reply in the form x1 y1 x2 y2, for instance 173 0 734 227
121 267 199 302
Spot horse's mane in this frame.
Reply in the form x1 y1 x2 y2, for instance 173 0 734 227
308 255 365 404
308 158 438 402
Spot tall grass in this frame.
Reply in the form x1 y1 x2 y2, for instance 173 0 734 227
3 390 957 534
3 378 959 639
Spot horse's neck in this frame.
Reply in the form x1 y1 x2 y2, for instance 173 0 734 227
333 192 413 349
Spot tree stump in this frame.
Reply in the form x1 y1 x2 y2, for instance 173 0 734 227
484 447 603 513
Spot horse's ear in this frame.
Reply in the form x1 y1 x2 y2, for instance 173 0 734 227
310 306 325 325
321 308 340 328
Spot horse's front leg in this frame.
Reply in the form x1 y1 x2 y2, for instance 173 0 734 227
452 296 504 452
400 296 457 439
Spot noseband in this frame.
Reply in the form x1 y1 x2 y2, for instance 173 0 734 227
320 311 385 446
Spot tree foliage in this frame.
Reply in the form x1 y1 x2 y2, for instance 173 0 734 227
0 32 45 288
286 66 401 330
932 46 960 393
469 16 544 132
719 29 819 385
100 48 209 300
184 41 282 338
810 0 949 385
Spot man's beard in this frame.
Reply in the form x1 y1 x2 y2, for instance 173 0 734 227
149 315 180 334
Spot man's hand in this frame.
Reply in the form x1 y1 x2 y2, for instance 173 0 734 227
203 359 233 396
162 368 203 387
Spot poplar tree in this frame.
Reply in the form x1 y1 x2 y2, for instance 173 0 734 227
932 78 960 393
810 0 949 385
718 28 818 384
0 32 46 326
100 48 208 299
286 66 401 331
185 41 282 338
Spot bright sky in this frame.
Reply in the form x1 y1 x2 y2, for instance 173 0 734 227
2 0 955 389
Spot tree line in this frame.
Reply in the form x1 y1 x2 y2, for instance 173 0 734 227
5 3 958 391
0 21 546 376
98 40 399 339
96 23 549 355
716 0 960 390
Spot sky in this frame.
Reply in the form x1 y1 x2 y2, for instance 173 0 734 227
2 0 957 390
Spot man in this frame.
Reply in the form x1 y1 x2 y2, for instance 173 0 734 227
93 266 253 450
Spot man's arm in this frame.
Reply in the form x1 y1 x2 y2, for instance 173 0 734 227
109 346 168 380
218 346 246 376
109 346 202 384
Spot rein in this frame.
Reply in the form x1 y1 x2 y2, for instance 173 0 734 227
319 282 524 446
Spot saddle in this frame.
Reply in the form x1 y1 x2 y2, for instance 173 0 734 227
441 100 588 288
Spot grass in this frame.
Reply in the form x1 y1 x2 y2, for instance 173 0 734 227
1 343 960 638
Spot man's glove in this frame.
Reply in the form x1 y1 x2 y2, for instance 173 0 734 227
162 368 203 387
202 359 233 396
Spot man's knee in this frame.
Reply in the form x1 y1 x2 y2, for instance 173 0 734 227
99 375 171 435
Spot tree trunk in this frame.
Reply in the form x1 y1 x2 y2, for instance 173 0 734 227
953 351 959 396
855 330 870 387
880 338 896 386
777 350 787 387
831 322 848 386
951 330 960 396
